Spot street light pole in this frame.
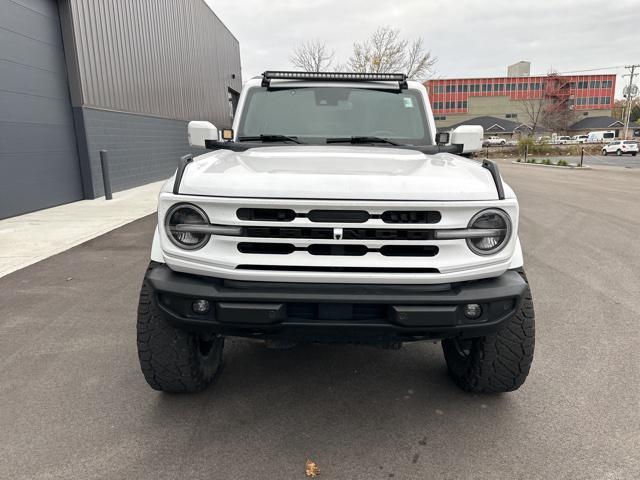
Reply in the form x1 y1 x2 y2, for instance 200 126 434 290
622 64 639 140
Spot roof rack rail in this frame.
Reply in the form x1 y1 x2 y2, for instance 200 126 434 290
481 159 505 200
261 71 408 90
173 154 193 195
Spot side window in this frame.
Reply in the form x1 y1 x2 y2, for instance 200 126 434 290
228 88 240 120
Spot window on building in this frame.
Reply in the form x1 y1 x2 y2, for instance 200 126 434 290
456 101 467 109
482 84 488 92
588 97 595 105
505 83 511 92
577 81 587 89
505 113 518 119
495 83 504 92
568 82 576 89
590 80 600 88
602 80 612 88
517 83 524 91
603 96 611 105
472 84 480 93
510 83 516 91
530 82 540 90
434 115 446 121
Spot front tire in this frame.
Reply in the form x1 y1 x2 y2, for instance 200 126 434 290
602 149 607 156
616 149 622 156
137 262 224 393
442 269 535 393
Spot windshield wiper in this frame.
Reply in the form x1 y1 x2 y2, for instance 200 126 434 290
326 136 401 146
237 134 302 144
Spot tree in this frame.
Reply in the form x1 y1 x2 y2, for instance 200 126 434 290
290 40 335 72
346 27 436 80
520 96 548 135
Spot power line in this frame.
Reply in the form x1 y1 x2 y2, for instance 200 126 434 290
552 65 626 74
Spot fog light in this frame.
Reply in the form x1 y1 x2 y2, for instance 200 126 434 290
192 299 210 314
463 303 482 319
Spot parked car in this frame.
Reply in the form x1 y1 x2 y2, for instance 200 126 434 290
482 136 507 147
136 71 535 395
572 135 588 143
587 131 616 143
555 136 572 144
536 135 551 144
602 140 638 156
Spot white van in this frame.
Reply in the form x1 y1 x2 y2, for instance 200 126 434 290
587 131 616 143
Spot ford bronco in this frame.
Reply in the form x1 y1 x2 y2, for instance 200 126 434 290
137 71 535 394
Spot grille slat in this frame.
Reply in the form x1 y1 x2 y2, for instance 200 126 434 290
243 226 434 240
237 243 438 257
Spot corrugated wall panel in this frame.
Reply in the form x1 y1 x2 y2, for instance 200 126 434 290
66 0 241 127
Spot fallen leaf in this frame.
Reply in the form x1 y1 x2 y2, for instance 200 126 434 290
305 459 320 477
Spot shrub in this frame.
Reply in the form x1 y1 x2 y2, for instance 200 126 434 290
542 158 551 165
557 159 568 166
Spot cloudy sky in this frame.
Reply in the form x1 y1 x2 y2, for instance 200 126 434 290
209 0 639 98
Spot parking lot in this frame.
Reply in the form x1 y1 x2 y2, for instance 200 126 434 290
1 162 638 479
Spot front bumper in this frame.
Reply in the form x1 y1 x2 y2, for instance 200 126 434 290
146 263 528 343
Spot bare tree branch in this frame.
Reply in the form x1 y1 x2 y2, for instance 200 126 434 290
347 27 436 79
290 40 335 72
520 96 547 135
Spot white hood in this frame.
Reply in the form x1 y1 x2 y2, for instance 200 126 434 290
177 146 506 201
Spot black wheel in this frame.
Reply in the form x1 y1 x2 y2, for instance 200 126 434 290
602 149 607 156
632 152 637 157
442 269 535 393
137 262 224 393
616 149 622 156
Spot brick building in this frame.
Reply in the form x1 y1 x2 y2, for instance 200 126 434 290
425 62 616 130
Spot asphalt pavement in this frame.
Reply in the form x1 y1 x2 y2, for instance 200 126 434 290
1 162 639 479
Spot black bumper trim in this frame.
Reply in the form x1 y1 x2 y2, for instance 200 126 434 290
146 264 527 341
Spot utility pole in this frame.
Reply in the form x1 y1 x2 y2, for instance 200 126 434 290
622 64 639 140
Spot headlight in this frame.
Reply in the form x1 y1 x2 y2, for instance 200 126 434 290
466 208 511 255
165 203 211 250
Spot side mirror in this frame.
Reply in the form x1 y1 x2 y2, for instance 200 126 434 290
188 121 218 148
450 125 484 154
435 132 450 146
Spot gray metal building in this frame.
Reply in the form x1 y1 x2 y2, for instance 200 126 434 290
0 0 241 219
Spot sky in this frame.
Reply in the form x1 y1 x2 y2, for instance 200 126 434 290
209 0 639 99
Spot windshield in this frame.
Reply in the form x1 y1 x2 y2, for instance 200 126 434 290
237 86 432 145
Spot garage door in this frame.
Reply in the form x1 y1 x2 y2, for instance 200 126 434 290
0 0 83 219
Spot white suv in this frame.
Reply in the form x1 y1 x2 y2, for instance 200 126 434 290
602 140 638 156
137 72 535 395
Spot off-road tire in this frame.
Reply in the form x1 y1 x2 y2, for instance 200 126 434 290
442 268 535 393
137 262 224 393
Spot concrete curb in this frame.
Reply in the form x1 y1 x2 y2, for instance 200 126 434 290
511 161 591 170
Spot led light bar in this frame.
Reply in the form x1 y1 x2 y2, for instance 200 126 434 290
261 71 408 89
